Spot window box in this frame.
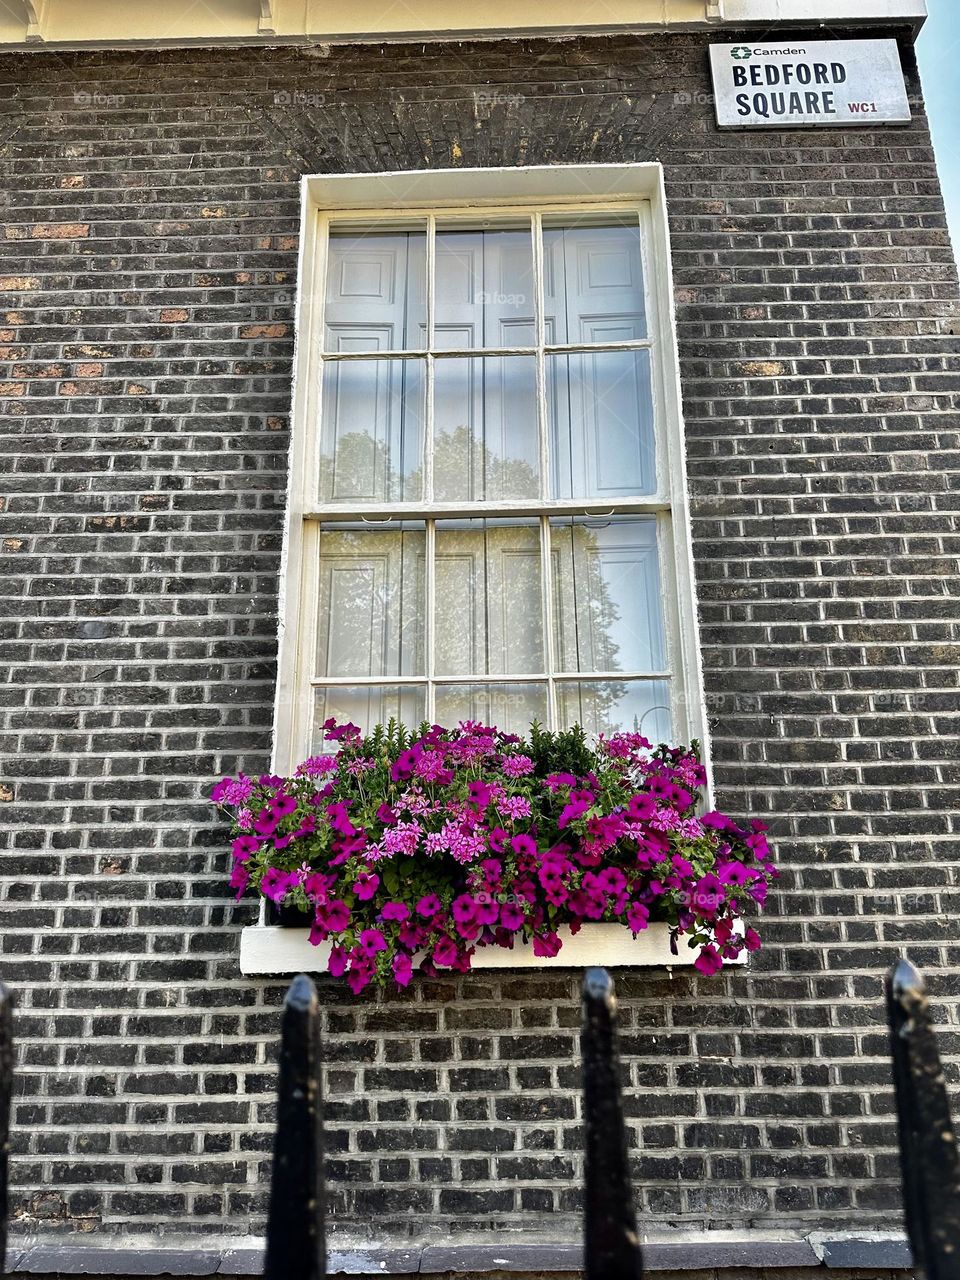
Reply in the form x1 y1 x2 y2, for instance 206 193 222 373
238 920 747 976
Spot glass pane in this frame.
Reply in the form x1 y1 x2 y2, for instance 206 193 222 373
558 679 671 741
543 220 646 344
313 685 426 742
435 226 535 350
435 520 544 677
550 518 666 674
547 350 655 499
316 524 425 678
433 356 539 502
435 683 548 736
319 358 424 504
324 227 426 351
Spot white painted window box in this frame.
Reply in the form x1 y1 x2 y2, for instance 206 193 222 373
239 921 745 976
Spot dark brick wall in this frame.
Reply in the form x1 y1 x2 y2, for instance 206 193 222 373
1 27 958 1245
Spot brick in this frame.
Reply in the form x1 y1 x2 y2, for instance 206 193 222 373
1 23 958 1256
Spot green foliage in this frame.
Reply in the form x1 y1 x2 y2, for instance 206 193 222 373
527 721 596 779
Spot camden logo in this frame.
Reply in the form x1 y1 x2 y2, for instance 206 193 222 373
730 46 753 59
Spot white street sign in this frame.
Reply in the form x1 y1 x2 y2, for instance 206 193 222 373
709 38 912 129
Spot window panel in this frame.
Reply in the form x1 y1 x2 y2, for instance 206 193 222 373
434 520 544 677
433 356 539 502
280 192 698 764
319 358 425 504
316 524 425 678
547 349 655 499
435 226 535 350
550 517 666 674
435 683 548 736
313 684 427 743
558 679 671 742
324 228 426 351
543 220 647 345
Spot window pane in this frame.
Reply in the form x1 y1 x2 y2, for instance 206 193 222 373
435 227 535 350
543 220 646 344
551 517 666 674
433 356 539 502
324 227 426 352
547 349 655 499
319 358 424 504
558 679 671 741
316 524 425 678
435 520 544 677
435 683 548 736
313 685 426 742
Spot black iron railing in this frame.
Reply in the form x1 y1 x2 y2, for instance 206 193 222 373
1 960 960 1279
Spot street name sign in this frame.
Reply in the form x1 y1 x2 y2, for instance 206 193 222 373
709 38 911 129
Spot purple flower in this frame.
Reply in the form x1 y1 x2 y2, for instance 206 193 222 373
392 953 414 987
416 894 441 918
353 871 380 901
381 901 410 923
694 945 723 976
358 928 387 956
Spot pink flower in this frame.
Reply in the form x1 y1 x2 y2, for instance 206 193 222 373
626 793 656 822
353 871 380 901
231 835 260 861
358 928 387 955
393 953 414 987
510 834 537 858
381 901 409 923
432 936 458 967
532 931 562 958
558 789 594 829
260 867 295 903
328 945 347 976
318 899 350 932
500 902 525 931
416 894 442 918
501 754 533 777
296 755 338 777
626 902 649 933
694 945 723 976
743 927 762 952
451 895 477 926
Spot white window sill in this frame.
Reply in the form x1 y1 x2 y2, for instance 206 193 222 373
239 921 745 976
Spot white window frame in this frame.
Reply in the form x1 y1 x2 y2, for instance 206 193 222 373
272 163 709 779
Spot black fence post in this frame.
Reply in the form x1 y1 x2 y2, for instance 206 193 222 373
581 967 643 1280
0 983 12 1279
886 957 960 1280
264 974 326 1280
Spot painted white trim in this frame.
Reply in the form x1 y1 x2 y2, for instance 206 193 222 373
0 0 927 51
275 163 710 771
239 920 746 975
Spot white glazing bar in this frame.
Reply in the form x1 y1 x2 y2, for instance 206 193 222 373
308 671 671 687
302 498 671 522
539 514 558 729
424 213 436 505
321 339 656 360
425 517 437 722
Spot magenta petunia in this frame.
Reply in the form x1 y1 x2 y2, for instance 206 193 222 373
381 901 410 923
416 893 442 918
392 952 414 987
353 871 380 901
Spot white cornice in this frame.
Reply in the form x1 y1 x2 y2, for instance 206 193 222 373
0 0 926 51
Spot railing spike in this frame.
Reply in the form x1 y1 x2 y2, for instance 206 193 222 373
886 956 960 1280
581 967 644 1280
264 974 326 1280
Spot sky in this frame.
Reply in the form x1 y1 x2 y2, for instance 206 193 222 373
916 0 960 262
